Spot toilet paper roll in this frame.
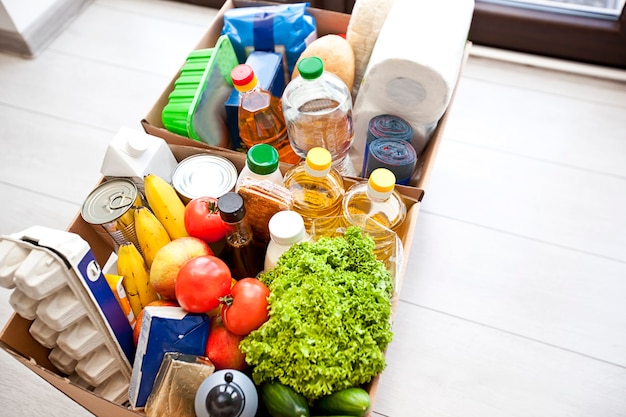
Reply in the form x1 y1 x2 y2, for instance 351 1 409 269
350 0 474 174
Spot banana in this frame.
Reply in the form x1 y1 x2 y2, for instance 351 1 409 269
117 242 159 317
134 206 171 268
144 174 188 240
117 207 135 229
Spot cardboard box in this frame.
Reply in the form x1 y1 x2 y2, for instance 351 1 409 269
0 144 422 417
0 1 465 416
141 0 461 196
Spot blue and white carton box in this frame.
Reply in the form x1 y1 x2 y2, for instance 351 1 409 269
128 306 211 409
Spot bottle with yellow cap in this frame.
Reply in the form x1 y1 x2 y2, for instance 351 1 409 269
231 64 300 164
282 147 345 234
342 168 407 263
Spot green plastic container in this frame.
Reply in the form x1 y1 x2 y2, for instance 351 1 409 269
162 35 239 146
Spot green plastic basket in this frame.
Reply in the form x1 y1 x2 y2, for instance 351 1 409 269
162 35 239 146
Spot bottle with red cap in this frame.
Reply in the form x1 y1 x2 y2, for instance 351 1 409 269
230 64 300 164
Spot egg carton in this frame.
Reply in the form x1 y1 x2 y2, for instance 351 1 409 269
0 226 135 404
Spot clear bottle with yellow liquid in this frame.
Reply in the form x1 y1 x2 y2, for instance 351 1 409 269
342 168 406 264
231 64 300 164
282 147 345 235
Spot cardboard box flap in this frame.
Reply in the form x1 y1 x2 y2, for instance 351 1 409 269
0 313 56 372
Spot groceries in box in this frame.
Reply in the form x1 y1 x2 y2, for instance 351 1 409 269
153 0 471 186
0 0 472 416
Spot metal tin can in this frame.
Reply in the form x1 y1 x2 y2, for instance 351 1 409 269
81 178 142 251
172 154 237 203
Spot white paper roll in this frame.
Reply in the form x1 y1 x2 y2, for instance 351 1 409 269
350 0 474 171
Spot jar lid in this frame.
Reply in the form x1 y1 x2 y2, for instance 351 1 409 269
172 154 237 201
218 192 246 223
369 168 396 195
297 57 324 80
305 147 332 172
269 211 306 245
247 144 279 175
231 64 257 92
81 178 139 224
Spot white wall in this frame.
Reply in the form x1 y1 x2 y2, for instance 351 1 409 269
0 0 58 33
0 2 17 32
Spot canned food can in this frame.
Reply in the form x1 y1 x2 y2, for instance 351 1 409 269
172 154 237 203
81 178 142 252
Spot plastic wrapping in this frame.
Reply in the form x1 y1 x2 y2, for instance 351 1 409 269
221 2 317 84
145 352 215 417
237 176 294 242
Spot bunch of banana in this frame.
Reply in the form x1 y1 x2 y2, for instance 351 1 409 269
116 207 135 231
117 242 159 317
144 174 188 240
134 206 171 268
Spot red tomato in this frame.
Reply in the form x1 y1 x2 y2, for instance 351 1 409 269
175 255 232 313
184 197 229 244
222 278 270 336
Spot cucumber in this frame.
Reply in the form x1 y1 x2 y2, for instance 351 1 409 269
261 381 310 417
314 387 371 417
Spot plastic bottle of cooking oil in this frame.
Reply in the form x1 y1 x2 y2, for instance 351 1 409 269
342 168 406 264
231 64 301 164
235 143 283 192
282 147 345 235
281 56 356 176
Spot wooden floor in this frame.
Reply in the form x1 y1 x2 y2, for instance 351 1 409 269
0 1 625 416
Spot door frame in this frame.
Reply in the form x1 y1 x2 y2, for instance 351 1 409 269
469 1 626 68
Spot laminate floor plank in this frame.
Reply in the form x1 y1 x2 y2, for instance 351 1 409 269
0 104 110 204
462 55 626 107
100 0 219 25
0 184 79 236
399 211 626 367
444 75 626 178
374 302 626 417
421 140 626 262
0 50 170 130
50 0 219 77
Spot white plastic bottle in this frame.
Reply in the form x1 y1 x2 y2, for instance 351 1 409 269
264 210 309 271
100 127 179 193
235 143 284 192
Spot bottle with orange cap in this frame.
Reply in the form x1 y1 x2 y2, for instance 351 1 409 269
342 168 407 264
230 64 300 164
282 147 345 235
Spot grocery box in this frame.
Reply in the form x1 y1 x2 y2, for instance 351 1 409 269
0 144 421 417
0 1 467 416
141 0 464 196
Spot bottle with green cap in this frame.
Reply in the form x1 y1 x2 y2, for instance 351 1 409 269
342 168 407 263
230 64 300 164
283 147 345 234
281 56 355 176
235 143 284 192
